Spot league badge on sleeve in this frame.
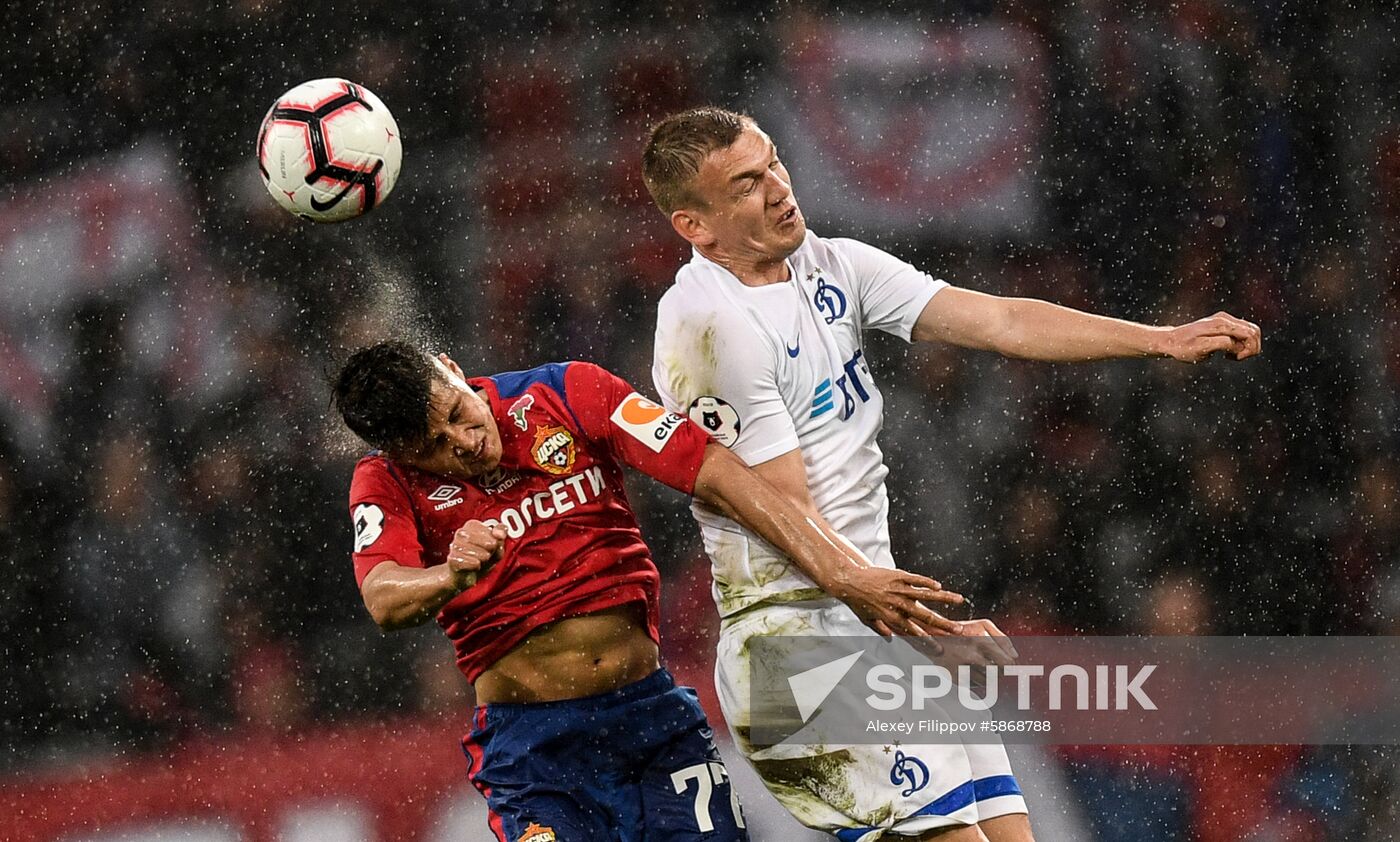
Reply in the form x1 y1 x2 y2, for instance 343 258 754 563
610 392 685 453
687 396 741 447
352 503 384 552
531 425 577 475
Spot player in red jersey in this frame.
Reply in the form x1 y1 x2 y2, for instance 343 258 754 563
331 340 965 842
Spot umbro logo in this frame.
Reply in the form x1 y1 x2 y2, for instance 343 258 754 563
786 339 800 358
427 484 461 502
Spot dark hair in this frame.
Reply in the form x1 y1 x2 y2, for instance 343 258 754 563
332 340 439 452
642 106 752 214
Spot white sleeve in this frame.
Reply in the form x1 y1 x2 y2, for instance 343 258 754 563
831 237 948 341
652 290 800 467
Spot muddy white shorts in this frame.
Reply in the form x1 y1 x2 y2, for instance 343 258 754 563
715 598 1027 841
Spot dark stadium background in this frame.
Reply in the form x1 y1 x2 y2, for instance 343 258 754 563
3 1 1398 839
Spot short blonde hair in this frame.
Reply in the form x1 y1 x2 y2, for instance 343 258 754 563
641 106 751 214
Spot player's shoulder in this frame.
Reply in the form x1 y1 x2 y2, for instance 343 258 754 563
657 257 769 341
482 361 602 431
486 361 576 401
797 230 885 267
352 450 392 477
350 451 412 500
490 359 632 423
660 256 726 318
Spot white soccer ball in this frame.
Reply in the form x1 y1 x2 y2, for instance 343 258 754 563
256 78 403 222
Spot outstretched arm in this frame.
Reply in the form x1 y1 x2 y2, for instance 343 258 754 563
692 443 964 637
914 287 1262 363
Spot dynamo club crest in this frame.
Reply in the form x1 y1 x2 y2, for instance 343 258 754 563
813 276 847 324
889 749 930 797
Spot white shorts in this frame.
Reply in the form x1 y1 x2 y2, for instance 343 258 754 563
716 598 1028 840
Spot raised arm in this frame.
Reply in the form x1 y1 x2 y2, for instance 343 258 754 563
913 286 1262 363
691 443 964 637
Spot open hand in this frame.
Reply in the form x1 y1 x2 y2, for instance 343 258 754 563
954 617 1018 666
1159 311 1262 363
909 616 1019 677
447 519 505 591
827 566 966 638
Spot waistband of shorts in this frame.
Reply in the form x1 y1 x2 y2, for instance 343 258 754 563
475 666 675 716
720 594 844 627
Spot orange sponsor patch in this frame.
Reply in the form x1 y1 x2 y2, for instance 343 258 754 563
619 394 666 425
609 391 684 454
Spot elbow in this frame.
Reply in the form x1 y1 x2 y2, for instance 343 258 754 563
370 609 399 632
371 602 430 632
985 312 1026 358
370 609 419 633
365 601 397 631
362 592 413 632
971 297 1029 358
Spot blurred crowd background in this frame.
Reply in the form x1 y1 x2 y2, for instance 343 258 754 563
4 0 1400 839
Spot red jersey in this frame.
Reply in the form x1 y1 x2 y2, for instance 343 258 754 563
347 361 711 683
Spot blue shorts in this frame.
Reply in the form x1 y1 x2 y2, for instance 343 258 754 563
462 667 749 841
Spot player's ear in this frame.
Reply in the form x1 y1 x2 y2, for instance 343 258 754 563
671 209 714 248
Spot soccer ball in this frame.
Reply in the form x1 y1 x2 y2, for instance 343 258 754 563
256 78 403 222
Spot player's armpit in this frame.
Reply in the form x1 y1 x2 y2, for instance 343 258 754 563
693 444 964 637
693 446 821 529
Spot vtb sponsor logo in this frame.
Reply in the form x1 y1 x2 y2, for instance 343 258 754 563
810 349 872 420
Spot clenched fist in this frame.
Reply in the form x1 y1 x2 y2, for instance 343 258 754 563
1159 311 1262 363
447 519 505 591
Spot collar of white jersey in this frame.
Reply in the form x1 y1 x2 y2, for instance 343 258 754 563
687 237 811 290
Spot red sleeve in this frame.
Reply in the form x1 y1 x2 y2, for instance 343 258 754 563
348 457 426 587
563 361 712 494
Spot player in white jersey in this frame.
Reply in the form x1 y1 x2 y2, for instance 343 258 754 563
642 107 1261 842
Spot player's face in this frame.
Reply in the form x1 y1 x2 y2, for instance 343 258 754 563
688 125 806 262
397 358 502 481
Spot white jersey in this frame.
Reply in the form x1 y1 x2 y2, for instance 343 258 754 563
652 230 947 617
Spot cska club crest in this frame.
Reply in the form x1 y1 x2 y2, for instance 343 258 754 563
531 425 576 475
517 823 557 842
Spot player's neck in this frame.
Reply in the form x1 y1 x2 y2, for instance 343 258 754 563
699 245 789 287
